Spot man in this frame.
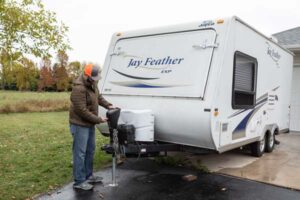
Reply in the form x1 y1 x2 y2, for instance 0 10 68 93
69 64 116 190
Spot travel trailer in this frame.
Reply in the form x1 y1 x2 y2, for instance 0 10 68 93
98 16 293 157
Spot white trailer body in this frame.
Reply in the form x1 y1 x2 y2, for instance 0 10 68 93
98 16 293 154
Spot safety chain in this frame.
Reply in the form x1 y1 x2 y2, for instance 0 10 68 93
112 129 120 155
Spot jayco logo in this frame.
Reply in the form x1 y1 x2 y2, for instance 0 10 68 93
199 20 215 28
266 42 281 64
127 56 184 68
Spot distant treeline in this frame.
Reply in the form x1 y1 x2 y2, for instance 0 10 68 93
0 50 91 92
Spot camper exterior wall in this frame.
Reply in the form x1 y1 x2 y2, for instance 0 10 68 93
99 96 214 149
212 18 293 152
99 16 293 153
99 18 231 150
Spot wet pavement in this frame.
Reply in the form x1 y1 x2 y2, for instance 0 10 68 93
37 159 300 200
190 132 300 190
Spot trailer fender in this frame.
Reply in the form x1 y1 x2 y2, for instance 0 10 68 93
260 124 278 141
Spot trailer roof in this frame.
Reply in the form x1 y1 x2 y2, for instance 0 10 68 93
233 16 294 56
113 16 294 56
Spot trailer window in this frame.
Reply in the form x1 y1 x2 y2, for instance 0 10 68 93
232 52 257 109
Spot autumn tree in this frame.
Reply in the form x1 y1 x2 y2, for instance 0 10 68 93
15 57 39 91
38 57 55 91
66 61 82 90
0 51 23 89
0 0 70 89
67 61 82 80
53 50 69 91
53 64 69 91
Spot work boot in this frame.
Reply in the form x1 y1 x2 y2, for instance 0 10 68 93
87 175 103 183
73 181 94 190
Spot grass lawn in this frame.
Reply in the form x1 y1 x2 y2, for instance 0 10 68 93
0 91 70 106
0 112 111 200
0 91 70 113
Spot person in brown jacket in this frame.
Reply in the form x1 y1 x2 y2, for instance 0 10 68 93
69 64 116 190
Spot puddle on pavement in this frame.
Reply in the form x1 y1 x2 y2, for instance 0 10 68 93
131 173 230 200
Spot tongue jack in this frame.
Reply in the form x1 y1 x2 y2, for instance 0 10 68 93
106 108 121 187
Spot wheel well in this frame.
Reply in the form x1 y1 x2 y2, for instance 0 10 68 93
274 128 279 135
265 130 272 138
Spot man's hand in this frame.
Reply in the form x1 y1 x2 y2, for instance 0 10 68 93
108 105 119 110
99 117 108 123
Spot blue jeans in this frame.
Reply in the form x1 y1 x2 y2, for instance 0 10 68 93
70 124 95 185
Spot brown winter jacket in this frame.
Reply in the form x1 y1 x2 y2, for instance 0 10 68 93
69 74 111 127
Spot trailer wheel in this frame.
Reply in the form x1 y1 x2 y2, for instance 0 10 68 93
251 135 266 157
265 130 275 153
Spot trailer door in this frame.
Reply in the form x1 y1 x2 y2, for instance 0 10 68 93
102 29 217 98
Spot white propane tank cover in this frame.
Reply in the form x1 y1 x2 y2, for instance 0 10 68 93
118 109 155 142
135 126 154 142
118 109 154 128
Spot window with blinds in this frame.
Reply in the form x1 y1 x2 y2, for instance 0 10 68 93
232 52 257 109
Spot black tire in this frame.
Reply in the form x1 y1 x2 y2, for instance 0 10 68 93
251 135 266 157
265 130 275 153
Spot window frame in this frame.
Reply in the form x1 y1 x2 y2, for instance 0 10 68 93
232 51 258 109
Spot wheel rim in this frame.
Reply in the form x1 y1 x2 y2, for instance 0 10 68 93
269 132 274 148
260 136 266 152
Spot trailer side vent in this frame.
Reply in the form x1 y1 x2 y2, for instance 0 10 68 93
232 52 257 109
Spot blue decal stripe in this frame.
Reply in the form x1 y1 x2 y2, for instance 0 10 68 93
228 86 278 119
233 110 254 133
256 97 268 106
233 102 266 134
228 97 268 119
113 69 159 80
126 84 169 88
110 81 172 88
272 86 280 91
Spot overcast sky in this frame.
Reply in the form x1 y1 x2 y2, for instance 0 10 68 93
43 0 300 65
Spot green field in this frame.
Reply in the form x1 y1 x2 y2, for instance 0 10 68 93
0 91 70 106
0 112 111 200
0 91 70 113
